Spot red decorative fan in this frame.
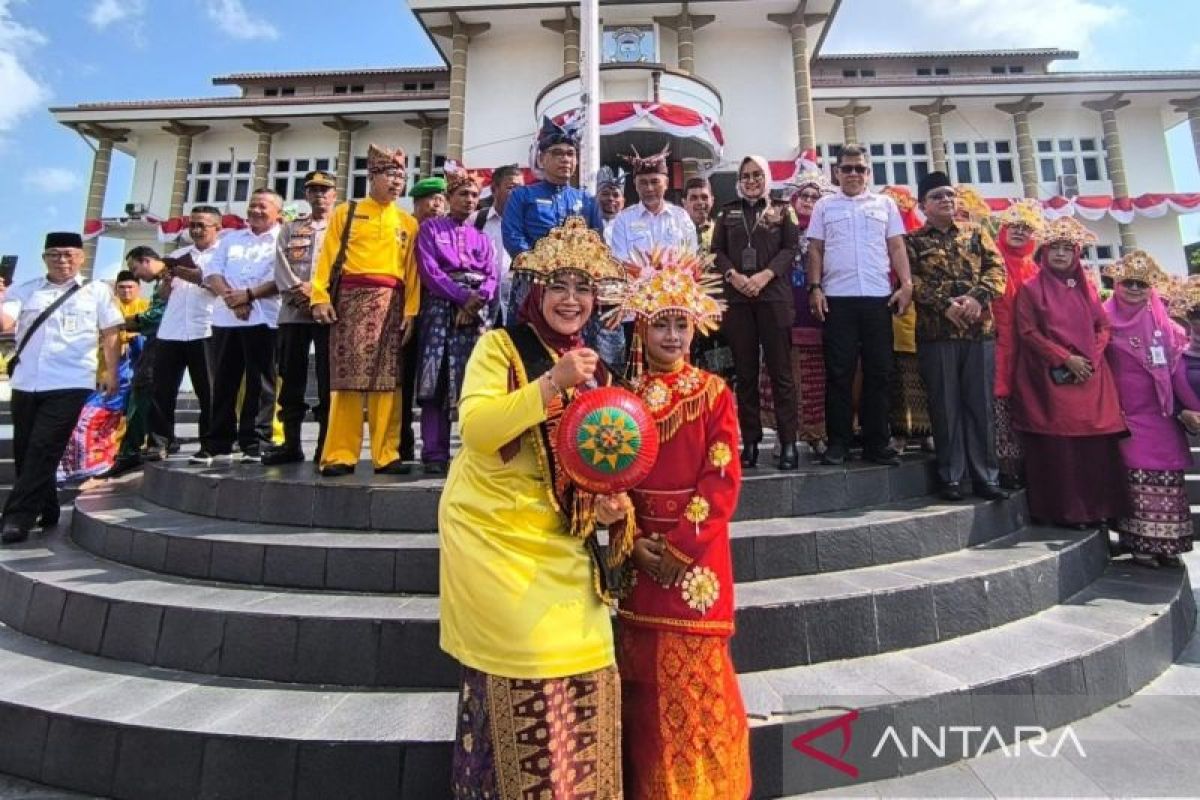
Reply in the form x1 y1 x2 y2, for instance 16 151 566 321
556 386 660 495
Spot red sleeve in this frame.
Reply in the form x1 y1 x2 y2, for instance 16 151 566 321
661 384 742 566
1014 284 1072 368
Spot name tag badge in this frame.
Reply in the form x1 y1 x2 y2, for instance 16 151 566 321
727 210 743 220
535 198 553 205
741 247 758 272
62 312 80 334
1150 345 1167 367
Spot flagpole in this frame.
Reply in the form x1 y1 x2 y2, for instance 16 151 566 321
579 0 600 192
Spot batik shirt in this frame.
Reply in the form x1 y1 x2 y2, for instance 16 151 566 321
905 221 1007 342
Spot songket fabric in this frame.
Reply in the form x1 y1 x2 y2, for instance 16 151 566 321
450 664 622 800
890 350 931 439
615 363 751 800
329 279 404 391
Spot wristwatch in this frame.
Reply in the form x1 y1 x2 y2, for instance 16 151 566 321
806 283 823 294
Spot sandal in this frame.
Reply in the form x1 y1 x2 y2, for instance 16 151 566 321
1131 553 1159 568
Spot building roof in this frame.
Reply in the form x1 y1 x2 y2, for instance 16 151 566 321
49 91 449 113
212 66 447 85
817 48 1078 61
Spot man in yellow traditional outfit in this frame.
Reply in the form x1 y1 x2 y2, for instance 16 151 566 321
439 217 628 799
311 144 420 476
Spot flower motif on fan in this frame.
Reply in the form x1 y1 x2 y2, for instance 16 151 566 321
680 566 720 614
576 407 642 474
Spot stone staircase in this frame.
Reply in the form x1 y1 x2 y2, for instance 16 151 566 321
0 396 1190 798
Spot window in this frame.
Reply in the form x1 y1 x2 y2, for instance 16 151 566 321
1034 138 1106 184
264 88 278 97
420 81 435 91
1009 65 1025 74
944 140 1017 186
934 67 950 76
272 157 335 201
188 160 253 206
403 82 418 91
265 86 296 97
840 68 876 79
819 142 930 189
860 69 876 78
602 24 656 63
842 69 857 78
350 155 426 199
992 65 1025 75
280 87 295 97
334 85 348 95
991 66 1006 75
916 67 932 77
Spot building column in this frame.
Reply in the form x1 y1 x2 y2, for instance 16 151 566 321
1170 96 1200 174
77 124 129 275
163 122 209 218
909 98 956 174
430 13 490 163
653 3 714 74
541 7 580 75
243 118 289 189
995 96 1044 200
1083 93 1136 254
825 100 870 146
768 6 828 153
323 116 369 198
406 115 445 176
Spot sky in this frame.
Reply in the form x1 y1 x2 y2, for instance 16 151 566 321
0 0 1198 283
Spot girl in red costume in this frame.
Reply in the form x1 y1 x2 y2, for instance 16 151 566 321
610 245 750 799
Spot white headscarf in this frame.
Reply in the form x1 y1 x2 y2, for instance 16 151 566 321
736 154 772 200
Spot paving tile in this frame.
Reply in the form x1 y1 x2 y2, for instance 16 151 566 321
219 614 298 682
214 477 263 524
55 594 110 655
326 548 396 593
263 545 327 589
199 737 297 800
931 574 988 641
297 742 402 800
40 717 117 797
162 537 212 580
876 585 938 651
731 604 808 671
22 583 66 643
208 540 265 584
259 481 316 526
753 527 818 580
99 601 163 664
806 594 878 663
155 607 224 673
112 728 203 800
126 529 168 572
295 618 380 686
815 525 875 573
312 482 371 529
399 744 452 800
0 704 48 779
376 620 459 688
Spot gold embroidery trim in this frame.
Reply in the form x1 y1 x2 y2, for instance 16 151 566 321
616 609 734 633
649 373 725 443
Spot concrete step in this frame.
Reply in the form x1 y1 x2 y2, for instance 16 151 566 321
744 560 1196 797
140 455 941 532
0 559 1185 800
0 517 1104 687
70 486 1028 592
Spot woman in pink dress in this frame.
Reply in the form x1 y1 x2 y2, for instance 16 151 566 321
1103 250 1200 567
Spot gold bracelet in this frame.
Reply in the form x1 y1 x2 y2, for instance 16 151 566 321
545 372 563 394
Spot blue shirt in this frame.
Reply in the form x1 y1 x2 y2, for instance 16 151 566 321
501 180 604 258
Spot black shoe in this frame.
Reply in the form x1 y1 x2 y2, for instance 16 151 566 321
821 445 847 466
422 461 449 475
975 484 1011 502
1 521 31 544
864 447 902 467
105 454 143 478
940 482 964 501
261 446 305 466
375 460 413 475
999 473 1025 491
166 441 181 455
778 442 799 470
189 450 214 466
38 509 60 528
320 463 355 477
141 447 167 462
740 442 759 469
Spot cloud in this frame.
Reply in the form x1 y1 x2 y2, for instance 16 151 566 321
206 0 279 41
824 0 1124 59
87 0 144 29
23 167 81 194
0 0 48 134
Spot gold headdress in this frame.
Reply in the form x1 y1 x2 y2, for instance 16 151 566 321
1103 249 1168 287
1041 217 1098 248
616 246 725 335
511 216 625 296
1164 274 1200 319
995 199 1047 237
443 161 481 195
366 144 406 173
955 185 991 223
792 169 835 198
881 185 918 214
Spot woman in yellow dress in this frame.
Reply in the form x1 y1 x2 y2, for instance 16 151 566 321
440 217 630 798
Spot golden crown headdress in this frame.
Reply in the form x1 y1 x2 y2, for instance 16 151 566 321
1103 249 1168 287
1162 274 1200 320
881 185 918 214
512 216 626 293
792 169 835 198
1041 217 1097 248
615 245 725 335
955 185 991 223
994 199 1047 237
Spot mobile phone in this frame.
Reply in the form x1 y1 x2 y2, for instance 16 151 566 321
0 256 16 286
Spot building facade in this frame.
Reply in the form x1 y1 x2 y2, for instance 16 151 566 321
51 1 1200 271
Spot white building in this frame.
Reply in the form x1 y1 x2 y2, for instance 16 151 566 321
51 1 1200 271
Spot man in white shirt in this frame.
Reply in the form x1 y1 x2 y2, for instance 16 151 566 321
806 144 913 467
467 163 522 327
607 149 698 261
0 231 124 542
202 189 283 462
153 205 220 464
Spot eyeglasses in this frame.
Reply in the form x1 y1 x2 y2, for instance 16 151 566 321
798 192 822 202
546 281 596 299
838 164 869 175
43 250 78 261
1120 279 1149 290
925 190 957 202
373 169 406 180
740 171 765 182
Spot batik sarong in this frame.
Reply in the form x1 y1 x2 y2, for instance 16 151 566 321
889 351 931 439
619 627 751 800
1118 468 1193 556
994 395 1024 478
416 294 484 412
451 664 622 800
330 282 404 392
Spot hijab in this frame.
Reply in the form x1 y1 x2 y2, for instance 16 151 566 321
1027 246 1103 361
1105 285 1183 416
736 155 771 201
998 226 1039 303
517 277 611 382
